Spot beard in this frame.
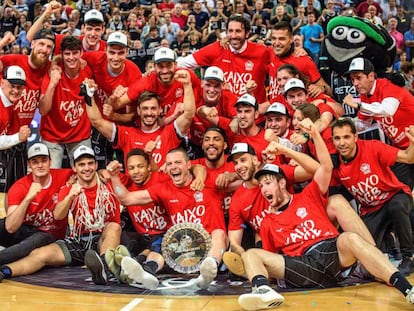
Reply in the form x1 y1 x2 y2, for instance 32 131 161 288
30 52 49 68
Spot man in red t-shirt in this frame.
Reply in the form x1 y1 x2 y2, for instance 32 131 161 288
237 119 414 310
331 117 414 276
85 69 195 168
39 36 93 168
116 47 203 123
108 148 227 290
0 143 72 266
343 57 414 188
27 2 106 55
0 145 121 285
267 22 331 100
82 31 143 169
0 29 54 192
178 15 269 105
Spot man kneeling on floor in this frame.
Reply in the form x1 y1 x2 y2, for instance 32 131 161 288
237 118 414 310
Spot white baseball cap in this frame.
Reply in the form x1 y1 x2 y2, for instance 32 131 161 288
28 143 49 159
265 102 289 117
345 57 375 76
107 32 128 47
254 163 285 180
227 142 256 162
5 65 26 85
154 47 176 63
284 78 306 96
204 66 224 83
234 94 258 110
84 9 104 24
73 145 95 162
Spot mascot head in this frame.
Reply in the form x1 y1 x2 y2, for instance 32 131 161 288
320 16 396 76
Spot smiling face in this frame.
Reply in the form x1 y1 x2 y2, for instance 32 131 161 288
236 104 258 130
30 38 54 68
227 20 248 50
265 113 290 136
202 79 223 105
83 23 105 49
106 44 127 73
62 49 82 71
137 98 162 128
73 156 98 185
155 61 176 85
165 150 192 187
232 153 258 182
271 28 293 56
202 130 227 163
127 154 151 186
332 124 358 160
1 79 25 103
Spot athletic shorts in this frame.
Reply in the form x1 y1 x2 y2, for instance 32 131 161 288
283 237 344 289
56 235 101 266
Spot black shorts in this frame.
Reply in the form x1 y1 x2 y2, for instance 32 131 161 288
284 237 343 289
56 235 101 266
0 143 27 192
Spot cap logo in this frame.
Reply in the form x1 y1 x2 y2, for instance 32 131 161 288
34 147 41 152
212 70 218 75
161 50 167 55
115 34 121 39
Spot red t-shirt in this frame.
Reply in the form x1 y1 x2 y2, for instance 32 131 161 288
267 52 321 101
0 54 50 132
260 180 337 256
8 169 73 239
127 69 203 117
358 78 414 149
58 181 120 237
192 156 235 212
228 163 295 233
147 180 226 234
192 41 269 104
331 139 411 216
114 122 182 167
122 171 172 235
82 51 142 123
40 63 93 143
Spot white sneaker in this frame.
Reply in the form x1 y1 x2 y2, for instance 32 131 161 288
238 285 284 310
406 286 414 304
195 257 217 289
121 257 159 290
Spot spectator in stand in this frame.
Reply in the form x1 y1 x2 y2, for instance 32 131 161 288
172 3 187 29
356 0 383 18
251 0 271 28
404 17 414 62
388 17 405 58
291 5 308 35
191 0 209 30
158 0 175 14
0 5 18 37
160 12 180 45
300 12 324 66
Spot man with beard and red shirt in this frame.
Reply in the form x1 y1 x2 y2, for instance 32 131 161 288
39 36 93 168
28 3 106 56
177 15 269 106
85 69 195 168
82 31 142 169
114 47 203 124
0 29 54 193
267 22 331 101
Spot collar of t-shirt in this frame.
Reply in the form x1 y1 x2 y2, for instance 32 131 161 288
229 41 248 54
367 79 377 98
0 87 12 108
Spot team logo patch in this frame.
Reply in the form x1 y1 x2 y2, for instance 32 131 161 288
193 191 203 202
245 61 254 71
175 88 183 98
360 163 371 175
296 207 308 219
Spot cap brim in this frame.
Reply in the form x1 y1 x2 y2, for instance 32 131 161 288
74 153 95 162
254 168 285 180
204 76 224 83
155 58 175 63
7 79 25 86
85 18 104 23
108 41 128 48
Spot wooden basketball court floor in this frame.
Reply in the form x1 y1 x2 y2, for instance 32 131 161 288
2 194 414 311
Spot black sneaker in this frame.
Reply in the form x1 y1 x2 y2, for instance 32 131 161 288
398 258 414 276
0 271 5 283
85 249 107 285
